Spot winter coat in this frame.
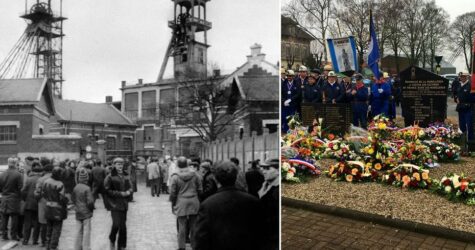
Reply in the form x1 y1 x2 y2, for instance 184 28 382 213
41 177 68 221
147 162 161 180
0 168 23 214
259 183 280 250
103 173 133 211
62 167 76 194
193 187 264 250
35 173 52 224
71 183 95 220
91 166 107 195
21 171 42 211
200 172 217 202
245 169 264 198
235 170 248 192
161 163 169 184
169 170 202 216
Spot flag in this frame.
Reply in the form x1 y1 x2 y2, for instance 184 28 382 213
327 36 358 75
367 10 380 80
471 35 475 93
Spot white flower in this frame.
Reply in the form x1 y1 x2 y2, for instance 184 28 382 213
282 162 290 171
452 175 461 188
444 186 452 193
286 172 294 179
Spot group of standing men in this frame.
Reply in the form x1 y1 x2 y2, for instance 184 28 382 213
281 65 399 133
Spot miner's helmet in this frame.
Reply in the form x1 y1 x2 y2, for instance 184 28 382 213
323 64 333 71
354 73 363 81
328 71 337 77
260 158 280 169
280 68 286 75
299 65 308 72
287 70 296 76
311 68 321 75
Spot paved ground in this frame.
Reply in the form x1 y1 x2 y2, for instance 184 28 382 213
0 176 188 250
282 206 475 250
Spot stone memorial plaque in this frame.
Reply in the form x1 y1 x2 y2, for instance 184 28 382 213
400 66 448 127
301 103 316 126
314 103 352 136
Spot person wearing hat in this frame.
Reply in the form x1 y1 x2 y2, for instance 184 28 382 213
350 74 369 129
147 157 162 197
104 157 133 250
0 157 23 241
370 72 392 117
41 166 68 250
323 64 333 79
258 158 279 250
280 68 286 84
295 65 309 87
198 161 217 202
21 162 42 245
310 68 325 89
72 168 95 250
340 75 354 103
281 69 302 133
322 71 345 104
302 73 322 105
169 156 202 250
193 161 264 250
455 72 475 141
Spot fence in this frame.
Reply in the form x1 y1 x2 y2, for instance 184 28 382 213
200 130 279 171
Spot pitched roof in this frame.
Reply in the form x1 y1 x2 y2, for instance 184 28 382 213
0 78 48 104
235 65 278 101
54 98 135 126
281 15 317 41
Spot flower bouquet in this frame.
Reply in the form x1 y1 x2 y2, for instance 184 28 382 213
327 161 379 183
367 115 397 140
361 141 398 171
381 163 432 189
434 173 475 204
422 140 461 162
425 122 461 142
395 141 436 168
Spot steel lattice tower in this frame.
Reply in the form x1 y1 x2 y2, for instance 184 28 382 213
157 0 212 81
0 0 66 98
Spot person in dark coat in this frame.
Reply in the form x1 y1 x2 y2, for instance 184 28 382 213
351 74 370 129
91 160 107 200
21 162 43 245
35 160 53 247
340 75 354 103
198 162 217 202
42 167 68 250
124 159 137 202
72 168 95 250
104 158 133 250
0 157 23 241
169 157 202 250
245 160 264 198
229 157 247 192
193 161 264 250
62 160 76 204
455 72 475 141
452 72 462 101
302 74 322 104
281 70 302 133
258 158 280 250
322 71 345 103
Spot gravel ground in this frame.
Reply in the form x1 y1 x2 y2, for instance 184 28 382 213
283 157 475 234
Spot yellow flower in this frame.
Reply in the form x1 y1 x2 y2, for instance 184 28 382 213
374 163 382 170
421 172 429 180
351 168 358 175
402 175 411 187
368 148 374 155
378 123 387 130
346 175 353 182
412 172 421 181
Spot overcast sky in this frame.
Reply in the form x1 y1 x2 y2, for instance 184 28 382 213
281 0 475 73
0 0 280 103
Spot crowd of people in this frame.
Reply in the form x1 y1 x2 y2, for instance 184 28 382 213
281 64 401 132
0 154 279 250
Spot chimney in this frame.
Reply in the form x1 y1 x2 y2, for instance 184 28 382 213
250 43 262 57
247 43 266 63
121 81 126 88
213 69 221 77
138 79 143 85
105 96 113 103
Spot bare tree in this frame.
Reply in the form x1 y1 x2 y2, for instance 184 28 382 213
449 11 475 71
424 5 449 72
384 0 405 72
282 0 333 62
159 67 246 143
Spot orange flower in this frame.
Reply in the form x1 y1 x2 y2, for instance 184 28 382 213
351 168 358 175
395 173 401 181
329 166 335 174
374 163 382 170
328 134 335 140
402 175 411 187
421 172 429 180
412 172 421 181
346 175 353 182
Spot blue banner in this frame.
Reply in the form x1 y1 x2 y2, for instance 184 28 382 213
367 11 380 80
327 36 358 74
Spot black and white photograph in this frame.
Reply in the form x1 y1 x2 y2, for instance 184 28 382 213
0 0 280 249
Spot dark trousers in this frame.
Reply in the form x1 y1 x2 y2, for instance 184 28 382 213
162 183 168 194
46 220 63 250
150 178 161 196
23 210 40 243
352 106 368 129
2 213 19 239
110 210 127 248
39 223 47 244
459 110 474 140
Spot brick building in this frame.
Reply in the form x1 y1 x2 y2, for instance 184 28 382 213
281 15 316 71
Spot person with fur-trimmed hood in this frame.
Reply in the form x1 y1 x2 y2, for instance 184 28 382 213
169 156 203 250
72 168 95 250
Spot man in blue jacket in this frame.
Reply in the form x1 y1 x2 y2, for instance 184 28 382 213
302 74 322 104
281 70 302 133
370 72 391 117
322 71 344 103
455 72 475 140
351 74 369 128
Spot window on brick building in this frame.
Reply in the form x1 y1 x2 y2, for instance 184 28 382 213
122 137 133 151
0 126 17 143
144 126 154 142
106 136 116 150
